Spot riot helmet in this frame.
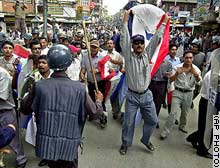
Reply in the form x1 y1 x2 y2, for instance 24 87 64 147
47 44 72 71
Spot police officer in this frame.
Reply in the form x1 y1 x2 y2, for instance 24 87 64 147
30 45 104 168
31 28 40 40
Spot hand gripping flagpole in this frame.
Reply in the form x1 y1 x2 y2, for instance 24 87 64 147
82 21 99 92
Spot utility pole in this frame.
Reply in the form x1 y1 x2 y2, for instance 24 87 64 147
43 0 48 38
34 0 37 18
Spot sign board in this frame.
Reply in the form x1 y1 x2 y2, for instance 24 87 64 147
213 0 220 6
178 11 190 18
63 7 76 17
193 0 210 22
169 6 180 16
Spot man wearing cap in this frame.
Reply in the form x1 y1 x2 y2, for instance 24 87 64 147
57 32 65 44
74 30 84 43
23 33 32 49
32 28 40 41
80 39 107 127
119 10 169 155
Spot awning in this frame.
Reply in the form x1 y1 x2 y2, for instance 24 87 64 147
0 13 4 18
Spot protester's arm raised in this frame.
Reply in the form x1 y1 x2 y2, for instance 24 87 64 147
121 10 132 59
146 14 170 60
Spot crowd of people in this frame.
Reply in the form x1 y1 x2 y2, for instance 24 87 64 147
0 5 219 168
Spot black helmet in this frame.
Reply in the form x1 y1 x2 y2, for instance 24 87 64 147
23 33 32 40
32 28 40 35
47 44 72 71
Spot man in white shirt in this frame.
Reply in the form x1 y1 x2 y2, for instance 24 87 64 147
161 50 202 139
66 45 81 81
101 39 124 119
39 37 49 55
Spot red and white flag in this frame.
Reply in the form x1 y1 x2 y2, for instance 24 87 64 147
13 44 30 59
128 4 170 78
98 55 118 81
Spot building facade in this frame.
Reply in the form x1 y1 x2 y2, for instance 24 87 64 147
0 0 34 30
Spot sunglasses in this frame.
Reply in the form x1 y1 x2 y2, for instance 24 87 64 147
32 47 41 50
133 41 145 45
90 45 98 49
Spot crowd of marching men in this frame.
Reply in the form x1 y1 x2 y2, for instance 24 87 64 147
0 15 219 167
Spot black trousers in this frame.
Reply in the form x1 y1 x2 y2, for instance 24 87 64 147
47 159 78 168
88 80 106 111
188 97 208 153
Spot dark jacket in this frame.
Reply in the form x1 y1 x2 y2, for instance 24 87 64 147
0 126 15 148
32 73 102 161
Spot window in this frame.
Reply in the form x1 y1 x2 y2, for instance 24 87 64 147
4 0 32 3
82 0 88 6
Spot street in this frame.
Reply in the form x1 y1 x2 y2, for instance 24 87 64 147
3 96 212 168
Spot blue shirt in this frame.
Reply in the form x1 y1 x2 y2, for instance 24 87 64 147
81 51 105 82
165 55 181 67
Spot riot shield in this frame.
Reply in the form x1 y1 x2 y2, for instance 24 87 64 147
17 60 33 111
204 48 220 149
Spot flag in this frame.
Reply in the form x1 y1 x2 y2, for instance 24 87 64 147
13 44 30 59
98 55 118 81
128 4 170 78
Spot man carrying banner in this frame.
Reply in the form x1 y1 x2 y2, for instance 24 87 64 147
119 9 169 155
101 39 124 119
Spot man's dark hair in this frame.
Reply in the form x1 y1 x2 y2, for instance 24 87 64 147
2 41 14 49
39 36 48 42
90 38 98 42
183 50 194 57
30 39 41 49
38 55 48 61
169 44 178 50
106 39 115 44
63 37 70 42
71 41 81 46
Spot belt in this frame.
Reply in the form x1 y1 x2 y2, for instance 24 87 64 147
175 87 192 93
128 88 148 94
151 80 167 84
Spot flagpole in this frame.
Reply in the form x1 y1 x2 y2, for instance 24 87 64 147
43 0 48 38
82 21 99 92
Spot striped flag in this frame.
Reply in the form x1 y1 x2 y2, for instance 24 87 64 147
98 55 118 81
128 4 170 78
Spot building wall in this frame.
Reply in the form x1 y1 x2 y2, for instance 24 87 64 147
2 0 34 14
0 1 2 12
1 0 34 29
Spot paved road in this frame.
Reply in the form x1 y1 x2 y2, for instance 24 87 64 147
3 96 212 168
